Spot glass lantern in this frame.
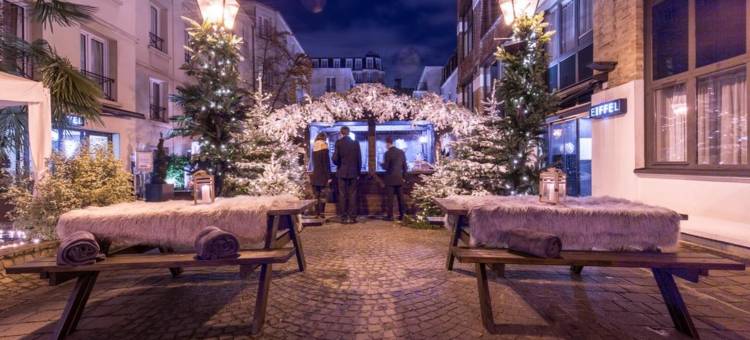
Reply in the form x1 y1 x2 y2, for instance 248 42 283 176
539 168 566 205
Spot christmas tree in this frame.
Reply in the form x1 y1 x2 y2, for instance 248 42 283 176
223 81 306 197
493 14 557 195
171 19 247 194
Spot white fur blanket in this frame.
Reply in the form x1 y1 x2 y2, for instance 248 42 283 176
57 195 300 248
445 195 681 251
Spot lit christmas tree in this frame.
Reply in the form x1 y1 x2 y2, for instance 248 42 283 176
493 14 557 195
171 19 247 194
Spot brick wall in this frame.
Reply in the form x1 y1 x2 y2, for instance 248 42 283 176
593 0 645 87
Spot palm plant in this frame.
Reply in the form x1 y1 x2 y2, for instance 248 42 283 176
1 0 101 176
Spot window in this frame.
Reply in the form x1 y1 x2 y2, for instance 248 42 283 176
148 5 165 52
150 79 167 122
366 58 373 69
325 77 336 92
695 0 746 67
52 129 114 159
375 58 381 70
184 30 191 63
545 8 559 60
312 59 319 68
651 0 688 80
481 0 499 36
355 58 362 69
460 7 474 58
462 82 474 111
578 0 593 36
258 16 272 38
697 69 747 165
646 0 750 174
483 60 503 99
345 58 353 68
560 0 576 54
2 1 31 78
333 58 340 68
321 59 329 68
80 31 115 100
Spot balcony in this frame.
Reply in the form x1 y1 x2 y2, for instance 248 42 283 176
80 70 116 101
150 104 167 122
149 32 166 53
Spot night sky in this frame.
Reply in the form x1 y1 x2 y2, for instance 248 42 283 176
254 0 457 89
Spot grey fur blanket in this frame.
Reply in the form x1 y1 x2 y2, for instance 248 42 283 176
57 230 101 266
445 195 681 251
57 195 300 248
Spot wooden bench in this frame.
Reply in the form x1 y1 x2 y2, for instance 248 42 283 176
452 247 746 339
6 248 295 339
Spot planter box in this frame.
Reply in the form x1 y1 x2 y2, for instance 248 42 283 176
145 183 174 202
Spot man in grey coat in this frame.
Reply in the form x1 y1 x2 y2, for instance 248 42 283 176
332 126 362 224
381 136 407 220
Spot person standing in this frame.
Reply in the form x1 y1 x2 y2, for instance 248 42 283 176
382 136 407 221
332 126 362 224
310 132 331 219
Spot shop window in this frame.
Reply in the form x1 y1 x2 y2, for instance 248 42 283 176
697 69 747 165
651 0 688 80
52 129 114 159
695 0 746 67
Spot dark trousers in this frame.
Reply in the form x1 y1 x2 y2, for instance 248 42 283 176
337 177 358 219
385 185 405 218
312 185 327 216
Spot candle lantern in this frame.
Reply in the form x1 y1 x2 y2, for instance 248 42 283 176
192 170 216 204
539 168 566 205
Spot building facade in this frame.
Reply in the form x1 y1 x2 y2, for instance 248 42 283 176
309 67 355 98
413 66 444 98
0 0 304 175
310 52 385 85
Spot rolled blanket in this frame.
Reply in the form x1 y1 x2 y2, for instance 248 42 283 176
194 226 240 260
506 229 562 258
57 231 102 266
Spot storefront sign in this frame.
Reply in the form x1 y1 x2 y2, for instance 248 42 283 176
66 115 85 127
136 151 153 173
589 99 627 119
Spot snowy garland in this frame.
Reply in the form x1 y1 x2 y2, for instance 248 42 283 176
262 83 480 143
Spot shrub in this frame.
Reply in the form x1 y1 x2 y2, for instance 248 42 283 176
3 144 134 239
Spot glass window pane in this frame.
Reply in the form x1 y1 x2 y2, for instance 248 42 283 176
697 69 747 165
695 0 746 67
548 65 558 91
91 39 104 75
655 84 688 162
561 1 576 53
578 0 593 35
80 34 87 71
559 55 576 88
150 7 158 35
578 44 593 81
651 0 688 79
545 9 559 60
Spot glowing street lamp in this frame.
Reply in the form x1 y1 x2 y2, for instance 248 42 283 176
197 0 240 29
499 0 539 25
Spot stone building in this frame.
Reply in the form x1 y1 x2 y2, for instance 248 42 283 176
310 52 386 85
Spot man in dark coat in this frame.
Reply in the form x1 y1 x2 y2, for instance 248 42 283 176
332 126 362 224
381 136 408 220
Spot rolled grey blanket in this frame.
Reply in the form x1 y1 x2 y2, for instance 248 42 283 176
506 229 562 258
194 226 240 260
57 231 102 266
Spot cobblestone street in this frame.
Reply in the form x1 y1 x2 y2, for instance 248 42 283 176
1 219 749 340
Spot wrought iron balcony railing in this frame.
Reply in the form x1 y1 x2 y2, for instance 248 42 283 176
150 104 167 122
149 32 166 52
80 70 116 101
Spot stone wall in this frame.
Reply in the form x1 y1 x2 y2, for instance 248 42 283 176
593 0 645 87
0 242 58 280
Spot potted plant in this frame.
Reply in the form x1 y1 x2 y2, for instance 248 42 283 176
145 136 174 202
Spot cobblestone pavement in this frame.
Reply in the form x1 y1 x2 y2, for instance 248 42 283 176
1 219 749 340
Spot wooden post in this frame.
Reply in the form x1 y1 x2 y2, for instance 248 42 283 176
290 215 307 272
445 214 464 270
475 263 497 334
652 268 700 338
251 263 273 335
55 272 99 339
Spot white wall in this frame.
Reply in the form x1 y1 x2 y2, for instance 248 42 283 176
592 80 750 247
310 68 355 98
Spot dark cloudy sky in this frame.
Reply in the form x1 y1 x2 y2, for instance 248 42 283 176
255 0 457 89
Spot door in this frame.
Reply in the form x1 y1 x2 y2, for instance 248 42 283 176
548 118 592 196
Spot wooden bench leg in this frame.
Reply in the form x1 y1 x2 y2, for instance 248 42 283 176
446 215 463 271
475 263 497 334
652 269 699 338
570 265 584 275
55 272 99 339
489 264 505 278
289 215 307 272
158 247 184 278
251 263 273 335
